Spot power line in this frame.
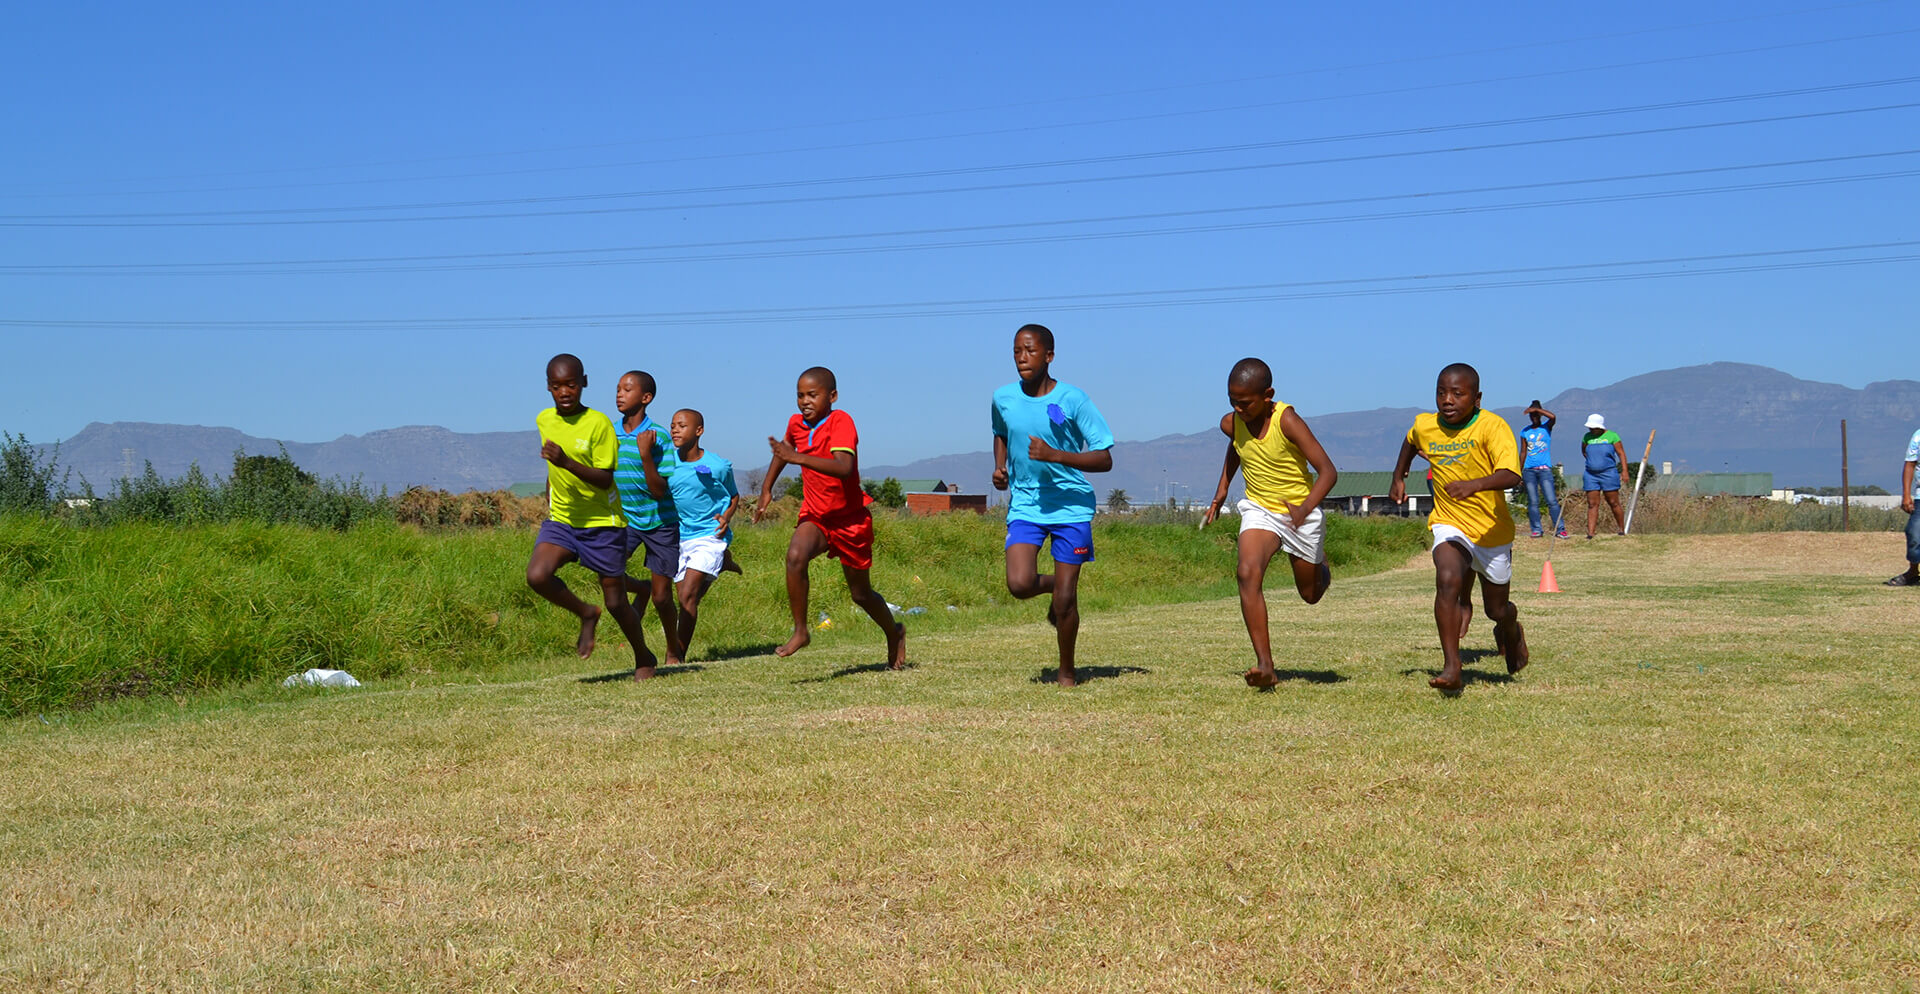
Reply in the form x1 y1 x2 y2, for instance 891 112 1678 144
8 100 1916 229
7 241 1911 329
7 1 1898 198
10 153 1915 275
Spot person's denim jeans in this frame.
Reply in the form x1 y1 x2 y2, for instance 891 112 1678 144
1523 466 1563 533
1907 505 1920 564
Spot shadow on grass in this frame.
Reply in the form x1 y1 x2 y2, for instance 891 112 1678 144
693 642 786 662
792 661 915 684
1397 666 1514 688
579 664 707 684
1030 665 1151 685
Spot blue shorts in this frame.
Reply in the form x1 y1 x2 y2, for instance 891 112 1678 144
624 523 680 577
536 520 628 577
1584 470 1621 492
1006 519 1095 565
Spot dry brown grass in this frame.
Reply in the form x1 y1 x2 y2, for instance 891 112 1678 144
4 533 1918 991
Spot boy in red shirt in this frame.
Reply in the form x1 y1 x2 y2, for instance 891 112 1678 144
753 367 908 669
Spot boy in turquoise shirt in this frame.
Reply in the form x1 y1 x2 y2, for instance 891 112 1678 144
612 369 681 673
666 409 742 659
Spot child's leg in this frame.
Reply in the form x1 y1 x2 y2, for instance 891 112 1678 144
674 571 716 657
1430 541 1474 691
650 572 682 664
776 522 829 657
842 563 908 669
1004 542 1053 600
1235 529 1281 683
1479 577 1528 674
598 573 657 678
1457 570 1475 639
1051 561 1083 687
527 542 601 659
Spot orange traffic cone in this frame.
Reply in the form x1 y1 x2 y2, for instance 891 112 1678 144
1538 559 1560 593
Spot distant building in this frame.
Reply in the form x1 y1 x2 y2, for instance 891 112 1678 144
507 481 545 498
1320 471 1438 516
899 478 986 515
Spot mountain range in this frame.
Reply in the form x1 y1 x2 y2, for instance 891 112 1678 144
31 364 1918 498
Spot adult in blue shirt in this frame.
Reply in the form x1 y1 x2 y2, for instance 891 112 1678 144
992 323 1114 688
1518 401 1568 539
1887 427 1920 586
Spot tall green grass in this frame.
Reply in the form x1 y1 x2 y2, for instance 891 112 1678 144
0 511 1427 717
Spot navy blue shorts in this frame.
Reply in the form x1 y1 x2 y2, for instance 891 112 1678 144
624 523 680 577
1006 519 1095 565
536 520 628 577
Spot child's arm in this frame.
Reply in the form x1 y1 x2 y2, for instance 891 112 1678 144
715 468 742 536
1388 438 1419 504
637 430 668 498
1278 408 1339 529
541 440 614 490
1531 404 1557 430
992 436 1010 490
753 441 791 522
1027 437 1113 473
769 436 855 478
1203 413 1239 526
1441 467 1522 501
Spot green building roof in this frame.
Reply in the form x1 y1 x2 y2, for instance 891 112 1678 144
893 478 947 494
1323 471 1432 498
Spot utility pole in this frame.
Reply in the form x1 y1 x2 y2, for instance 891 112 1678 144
1841 418 1850 533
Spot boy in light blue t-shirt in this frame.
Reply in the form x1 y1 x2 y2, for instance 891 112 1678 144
666 408 741 658
991 323 1114 688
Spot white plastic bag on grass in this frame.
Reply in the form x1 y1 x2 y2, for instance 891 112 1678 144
282 668 362 688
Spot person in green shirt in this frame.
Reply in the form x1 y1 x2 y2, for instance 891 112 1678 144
1580 414 1629 539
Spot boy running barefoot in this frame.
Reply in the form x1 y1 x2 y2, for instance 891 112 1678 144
1390 363 1528 693
1200 358 1339 689
528 354 656 673
665 409 742 659
752 366 907 669
992 323 1114 688
612 370 682 675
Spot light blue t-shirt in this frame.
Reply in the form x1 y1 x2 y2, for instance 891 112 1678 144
991 380 1114 525
1907 428 1920 497
613 415 678 532
1520 424 1552 470
667 451 737 542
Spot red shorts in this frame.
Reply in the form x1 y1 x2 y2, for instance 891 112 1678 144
799 510 874 570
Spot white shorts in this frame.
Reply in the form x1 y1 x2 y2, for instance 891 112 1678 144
676 535 729 583
1236 499 1326 565
1429 524 1513 585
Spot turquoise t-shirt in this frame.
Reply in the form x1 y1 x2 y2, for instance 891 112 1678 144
991 380 1114 525
1583 430 1622 474
1519 424 1553 470
668 452 737 542
613 415 678 532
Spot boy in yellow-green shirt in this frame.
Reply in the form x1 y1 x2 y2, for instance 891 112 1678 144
528 353 656 676
1202 358 1339 689
1390 362 1528 692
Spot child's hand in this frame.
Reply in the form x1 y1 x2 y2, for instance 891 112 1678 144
1278 497 1310 531
992 466 1009 490
1443 479 1478 500
768 436 798 460
1027 437 1057 463
541 440 564 465
752 496 770 523
1202 501 1220 526
1388 478 1407 504
637 429 656 455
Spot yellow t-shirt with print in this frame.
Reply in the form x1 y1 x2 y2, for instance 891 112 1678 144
536 407 622 529
1406 409 1520 547
1233 403 1313 511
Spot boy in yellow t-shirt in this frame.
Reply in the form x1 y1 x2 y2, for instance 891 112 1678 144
1202 358 1340 689
1390 362 1528 692
528 353 656 676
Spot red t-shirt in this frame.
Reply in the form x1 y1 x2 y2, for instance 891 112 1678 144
786 409 871 520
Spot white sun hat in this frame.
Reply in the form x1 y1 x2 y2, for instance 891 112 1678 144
1585 414 1606 429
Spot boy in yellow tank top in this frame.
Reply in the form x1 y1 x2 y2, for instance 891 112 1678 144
1389 362 1529 692
1202 358 1340 689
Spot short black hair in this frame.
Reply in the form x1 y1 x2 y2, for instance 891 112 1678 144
623 370 657 395
1015 323 1055 351
1437 362 1480 393
1229 357 1272 391
674 408 704 429
799 366 837 391
547 353 584 380
1530 398 1541 408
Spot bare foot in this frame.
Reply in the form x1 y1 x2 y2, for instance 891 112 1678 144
1244 667 1278 689
1503 623 1529 675
774 629 810 658
886 623 907 670
1057 665 1077 688
633 645 659 680
1044 602 1057 628
1458 610 1471 640
722 550 744 575
1429 669 1464 692
662 655 684 669
576 607 602 659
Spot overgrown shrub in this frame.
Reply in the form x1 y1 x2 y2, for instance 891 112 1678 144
0 432 70 514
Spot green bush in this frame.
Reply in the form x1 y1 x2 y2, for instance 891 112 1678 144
0 433 69 515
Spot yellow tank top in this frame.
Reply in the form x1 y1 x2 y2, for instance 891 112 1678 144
1233 403 1313 512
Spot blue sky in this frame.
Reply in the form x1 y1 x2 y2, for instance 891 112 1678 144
3 1 1915 467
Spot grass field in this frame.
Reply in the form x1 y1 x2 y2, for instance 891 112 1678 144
4 532 1918 991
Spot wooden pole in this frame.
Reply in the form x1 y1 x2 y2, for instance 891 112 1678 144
1841 418 1850 532
1623 429 1657 535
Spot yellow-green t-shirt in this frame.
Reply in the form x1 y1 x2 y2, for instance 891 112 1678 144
1406 409 1520 546
536 407 622 528
1233 403 1313 511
